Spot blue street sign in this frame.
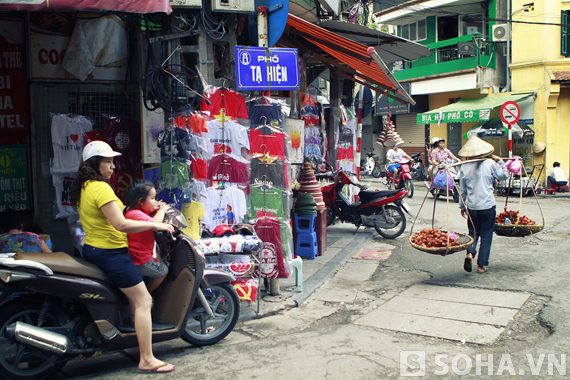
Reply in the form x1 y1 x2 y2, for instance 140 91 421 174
235 46 299 91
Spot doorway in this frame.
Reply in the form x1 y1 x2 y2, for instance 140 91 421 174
447 123 462 156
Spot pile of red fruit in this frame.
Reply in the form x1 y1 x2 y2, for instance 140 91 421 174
411 228 461 248
496 210 536 225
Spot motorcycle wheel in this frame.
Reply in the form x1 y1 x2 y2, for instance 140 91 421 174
326 205 336 226
371 165 381 178
404 179 414 198
431 188 440 200
0 300 68 380
182 282 240 346
453 188 460 203
374 204 407 239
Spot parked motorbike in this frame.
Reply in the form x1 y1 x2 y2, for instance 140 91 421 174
321 169 411 239
429 159 460 203
410 152 428 181
360 151 381 178
0 209 240 380
382 159 415 198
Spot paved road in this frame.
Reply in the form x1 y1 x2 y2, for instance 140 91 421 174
56 184 570 379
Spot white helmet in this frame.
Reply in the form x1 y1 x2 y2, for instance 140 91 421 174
431 137 441 145
82 140 122 162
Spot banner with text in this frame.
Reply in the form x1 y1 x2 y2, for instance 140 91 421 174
0 144 30 211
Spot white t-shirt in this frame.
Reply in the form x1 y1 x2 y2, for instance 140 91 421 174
387 149 406 164
51 114 93 174
551 167 568 182
204 186 247 230
52 173 78 219
205 119 250 156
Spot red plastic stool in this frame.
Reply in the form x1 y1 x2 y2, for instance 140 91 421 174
545 188 556 195
557 185 569 192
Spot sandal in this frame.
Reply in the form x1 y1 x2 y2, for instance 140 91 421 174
477 266 487 273
139 362 175 373
463 256 472 273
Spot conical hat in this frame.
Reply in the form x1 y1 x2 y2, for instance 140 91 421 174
458 136 494 158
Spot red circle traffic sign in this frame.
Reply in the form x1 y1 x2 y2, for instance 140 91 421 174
500 101 521 125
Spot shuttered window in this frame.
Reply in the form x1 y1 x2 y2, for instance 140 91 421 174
395 114 425 148
562 10 570 57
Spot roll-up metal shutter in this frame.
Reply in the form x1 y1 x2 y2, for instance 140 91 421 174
394 113 425 156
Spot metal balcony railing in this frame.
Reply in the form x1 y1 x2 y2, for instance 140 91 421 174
398 34 494 71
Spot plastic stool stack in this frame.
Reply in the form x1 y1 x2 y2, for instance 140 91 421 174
293 193 318 260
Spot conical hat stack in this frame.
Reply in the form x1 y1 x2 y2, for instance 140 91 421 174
299 162 326 211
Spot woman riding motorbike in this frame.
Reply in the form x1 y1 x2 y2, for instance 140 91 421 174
430 138 460 179
70 141 176 373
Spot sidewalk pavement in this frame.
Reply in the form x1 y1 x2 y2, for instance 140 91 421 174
239 223 374 321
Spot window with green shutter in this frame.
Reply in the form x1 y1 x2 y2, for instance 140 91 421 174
562 10 570 57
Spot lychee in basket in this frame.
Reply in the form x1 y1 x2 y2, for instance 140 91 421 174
409 229 474 256
494 223 543 237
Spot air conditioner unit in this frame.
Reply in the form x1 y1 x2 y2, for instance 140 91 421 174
170 0 201 7
211 0 255 13
492 24 508 42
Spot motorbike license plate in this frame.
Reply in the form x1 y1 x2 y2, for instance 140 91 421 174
401 202 411 213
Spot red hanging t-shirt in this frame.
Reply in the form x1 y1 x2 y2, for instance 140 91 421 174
200 88 248 119
249 128 286 158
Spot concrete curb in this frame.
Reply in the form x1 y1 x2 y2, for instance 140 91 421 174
291 232 373 306
238 232 373 322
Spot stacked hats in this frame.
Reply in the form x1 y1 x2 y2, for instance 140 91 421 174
293 192 317 216
375 118 404 149
298 161 326 211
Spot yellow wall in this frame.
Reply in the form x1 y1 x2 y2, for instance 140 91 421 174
510 0 570 183
427 89 482 143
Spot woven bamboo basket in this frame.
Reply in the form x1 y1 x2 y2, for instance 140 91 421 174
409 233 474 256
494 223 543 237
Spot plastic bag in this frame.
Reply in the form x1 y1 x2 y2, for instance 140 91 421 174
505 156 522 176
432 169 455 191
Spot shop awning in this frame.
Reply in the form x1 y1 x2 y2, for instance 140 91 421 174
417 94 533 124
283 14 413 104
0 0 171 14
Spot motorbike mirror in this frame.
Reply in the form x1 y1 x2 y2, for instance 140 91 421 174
164 208 188 230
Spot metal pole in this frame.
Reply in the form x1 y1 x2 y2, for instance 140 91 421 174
506 0 511 92
356 85 364 181
258 6 280 296
508 123 513 158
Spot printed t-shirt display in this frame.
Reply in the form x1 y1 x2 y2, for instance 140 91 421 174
200 88 248 119
157 127 208 160
52 173 78 219
160 160 189 189
204 187 247 230
249 104 282 128
249 186 285 218
249 128 287 158
124 209 155 265
251 217 289 278
205 119 250 155
173 113 208 136
158 187 184 210
51 114 92 174
250 157 287 189
180 201 204 240
78 180 127 249
83 130 105 145
104 116 142 172
207 154 249 184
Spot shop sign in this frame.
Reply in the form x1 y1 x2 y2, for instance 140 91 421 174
0 44 28 134
0 144 30 211
235 46 299 91
375 83 410 115
513 136 534 171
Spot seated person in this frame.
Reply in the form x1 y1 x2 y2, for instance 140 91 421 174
548 162 568 189
0 208 52 253
386 145 413 189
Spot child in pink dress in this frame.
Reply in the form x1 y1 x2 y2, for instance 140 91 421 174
124 180 170 293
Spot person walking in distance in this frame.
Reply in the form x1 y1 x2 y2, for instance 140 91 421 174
458 136 508 274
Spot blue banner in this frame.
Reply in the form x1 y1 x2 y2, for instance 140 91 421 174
235 46 299 91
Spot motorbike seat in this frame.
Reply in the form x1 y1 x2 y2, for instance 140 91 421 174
359 189 400 203
13 251 112 284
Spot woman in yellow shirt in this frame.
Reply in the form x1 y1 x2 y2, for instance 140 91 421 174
70 141 175 373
